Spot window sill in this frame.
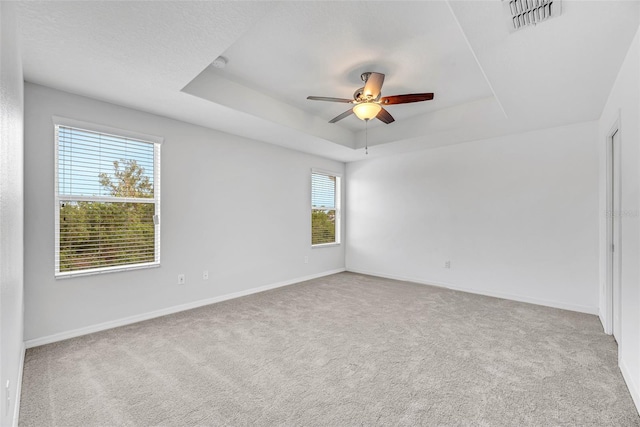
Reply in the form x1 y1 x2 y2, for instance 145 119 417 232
312 243 341 249
55 262 160 279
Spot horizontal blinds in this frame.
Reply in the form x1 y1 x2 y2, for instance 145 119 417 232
311 172 338 245
57 126 154 198
312 173 336 209
58 202 155 272
55 125 159 275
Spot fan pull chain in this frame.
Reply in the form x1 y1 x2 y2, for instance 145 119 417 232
365 119 369 155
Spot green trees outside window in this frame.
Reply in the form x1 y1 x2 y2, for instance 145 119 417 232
59 159 156 272
311 209 336 245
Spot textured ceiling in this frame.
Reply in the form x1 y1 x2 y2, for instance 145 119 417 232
15 1 640 162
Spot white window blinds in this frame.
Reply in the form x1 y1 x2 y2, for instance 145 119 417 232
311 171 341 246
55 124 161 277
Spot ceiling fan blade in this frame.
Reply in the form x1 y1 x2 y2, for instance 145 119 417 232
381 93 434 105
363 72 385 99
329 109 354 123
376 107 395 124
307 96 353 103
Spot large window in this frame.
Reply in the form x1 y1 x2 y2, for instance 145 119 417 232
54 120 161 277
311 170 341 246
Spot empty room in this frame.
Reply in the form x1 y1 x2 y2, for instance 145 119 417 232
2 0 640 425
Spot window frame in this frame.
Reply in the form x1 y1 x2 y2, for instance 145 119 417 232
53 116 163 278
311 168 342 248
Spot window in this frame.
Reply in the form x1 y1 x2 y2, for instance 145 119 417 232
311 170 341 246
54 120 161 277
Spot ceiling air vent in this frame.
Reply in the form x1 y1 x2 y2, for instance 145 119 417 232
503 0 562 32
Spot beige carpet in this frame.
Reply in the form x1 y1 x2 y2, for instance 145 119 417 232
19 272 640 426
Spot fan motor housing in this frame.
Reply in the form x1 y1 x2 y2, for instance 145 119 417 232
354 86 381 102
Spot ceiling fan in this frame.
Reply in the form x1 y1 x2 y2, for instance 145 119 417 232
307 72 434 124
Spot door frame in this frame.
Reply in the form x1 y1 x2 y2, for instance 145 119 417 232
604 117 621 345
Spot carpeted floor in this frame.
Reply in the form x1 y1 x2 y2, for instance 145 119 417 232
19 272 640 426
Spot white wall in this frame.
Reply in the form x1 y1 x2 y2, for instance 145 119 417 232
598 27 640 409
0 2 25 426
346 121 600 314
23 83 345 343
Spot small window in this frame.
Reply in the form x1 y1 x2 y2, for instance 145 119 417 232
311 170 341 246
54 121 161 277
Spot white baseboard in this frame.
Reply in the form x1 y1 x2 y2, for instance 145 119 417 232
13 343 25 427
598 309 610 335
620 359 640 415
347 268 599 315
24 268 346 349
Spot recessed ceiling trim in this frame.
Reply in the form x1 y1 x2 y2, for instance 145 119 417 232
446 0 508 119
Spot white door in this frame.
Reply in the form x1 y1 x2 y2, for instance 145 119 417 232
611 129 621 342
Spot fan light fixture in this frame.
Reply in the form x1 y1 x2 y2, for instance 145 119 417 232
353 102 381 121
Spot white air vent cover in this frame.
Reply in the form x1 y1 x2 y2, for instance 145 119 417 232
503 0 562 32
